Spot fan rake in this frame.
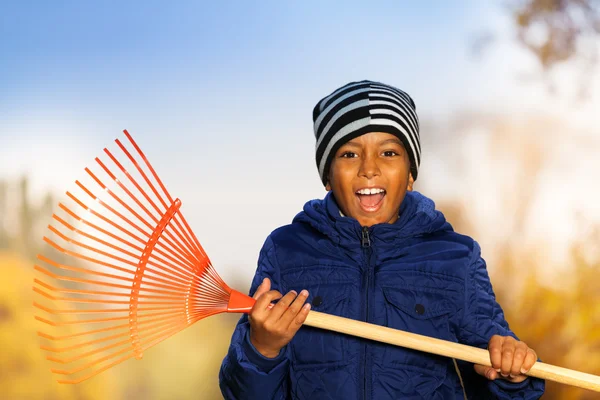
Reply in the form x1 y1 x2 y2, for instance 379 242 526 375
33 131 254 384
33 131 600 391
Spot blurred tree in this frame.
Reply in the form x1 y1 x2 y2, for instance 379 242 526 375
0 175 70 266
511 0 600 70
472 0 600 99
0 180 9 250
18 176 33 256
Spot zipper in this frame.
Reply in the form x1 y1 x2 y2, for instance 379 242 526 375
361 226 372 400
362 226 371 247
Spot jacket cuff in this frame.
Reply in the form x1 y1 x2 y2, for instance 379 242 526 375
492 377 531 391
242 330 287 373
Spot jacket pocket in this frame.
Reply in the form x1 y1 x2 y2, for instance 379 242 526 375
380 286 452 380
284 280 354 369
382 286 452 321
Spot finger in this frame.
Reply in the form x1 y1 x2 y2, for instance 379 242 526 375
488 335 504 370
280 289 309 328
289 303 311 333
252 277 271 300
510 342 528 378
501 337 517 377
252 290 283 319
521 349 537 374
267 290 299 322
474 364 498 381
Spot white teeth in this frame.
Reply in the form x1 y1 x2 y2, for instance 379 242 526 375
356 188 385 195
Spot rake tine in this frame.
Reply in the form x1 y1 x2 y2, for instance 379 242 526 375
34 130 235 385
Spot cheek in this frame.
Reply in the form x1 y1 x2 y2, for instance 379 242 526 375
385 168 409 186
331 169 353 188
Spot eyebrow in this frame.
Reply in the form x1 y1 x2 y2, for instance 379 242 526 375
343 138 403 147
379 138 402 146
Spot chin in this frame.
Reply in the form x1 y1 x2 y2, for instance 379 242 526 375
357 214 391 227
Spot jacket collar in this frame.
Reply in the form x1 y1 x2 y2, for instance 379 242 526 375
293 191 452 249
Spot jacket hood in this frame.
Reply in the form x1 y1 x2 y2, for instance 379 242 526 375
292 191 453 248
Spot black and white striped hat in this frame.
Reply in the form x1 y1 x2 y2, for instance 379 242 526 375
312 80 420 186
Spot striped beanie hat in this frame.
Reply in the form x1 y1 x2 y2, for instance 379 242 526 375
312 80 421 186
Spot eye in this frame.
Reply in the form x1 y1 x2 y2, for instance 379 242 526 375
340 151 357 158
382 150 398 157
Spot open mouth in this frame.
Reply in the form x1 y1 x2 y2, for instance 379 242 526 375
355 188 386 212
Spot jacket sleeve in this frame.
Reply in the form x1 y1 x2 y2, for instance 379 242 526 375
456 242 545 399
219 236 291 400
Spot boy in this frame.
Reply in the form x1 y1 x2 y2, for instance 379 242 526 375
219 80 545 399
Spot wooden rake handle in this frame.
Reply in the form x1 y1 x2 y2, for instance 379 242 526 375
303 310 600 392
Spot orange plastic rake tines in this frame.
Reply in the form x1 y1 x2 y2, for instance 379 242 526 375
33 130 254 384
34 131 600 392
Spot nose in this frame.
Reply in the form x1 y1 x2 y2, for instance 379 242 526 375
358 153 380 179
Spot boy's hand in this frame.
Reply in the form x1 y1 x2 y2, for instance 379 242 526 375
474 335 537 383
248 278 311 358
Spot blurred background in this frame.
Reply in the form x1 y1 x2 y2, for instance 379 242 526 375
1 0 599 399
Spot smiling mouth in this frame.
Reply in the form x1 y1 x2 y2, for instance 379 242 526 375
355 188 386 212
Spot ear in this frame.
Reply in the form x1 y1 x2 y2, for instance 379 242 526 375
325 181 332 192
407 173 415 191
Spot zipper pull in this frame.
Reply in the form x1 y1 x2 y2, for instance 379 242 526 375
361 226 371 248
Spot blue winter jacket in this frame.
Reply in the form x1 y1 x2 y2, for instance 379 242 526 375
219 191 545 399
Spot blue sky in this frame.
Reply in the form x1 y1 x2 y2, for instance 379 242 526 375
0 1 501 195
2 1 599 284
0 1 495 203
1 1 487 125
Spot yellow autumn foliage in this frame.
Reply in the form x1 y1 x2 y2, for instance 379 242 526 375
494 249 600 400
0 252 118 399
0 251 239 400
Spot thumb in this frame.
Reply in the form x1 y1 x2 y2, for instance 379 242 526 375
252 277 271 300
474 364 498 381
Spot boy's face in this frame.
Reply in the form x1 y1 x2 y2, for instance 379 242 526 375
326 131 414 227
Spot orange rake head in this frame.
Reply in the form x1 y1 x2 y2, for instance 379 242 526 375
33 130 255 384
